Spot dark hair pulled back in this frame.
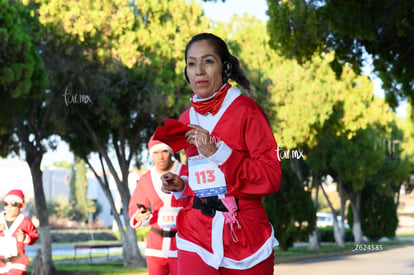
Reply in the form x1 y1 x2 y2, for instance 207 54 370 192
185 33 254 97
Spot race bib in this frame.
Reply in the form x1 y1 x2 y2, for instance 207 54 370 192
157 207 181 229
188 155 227 197
0 236 18 257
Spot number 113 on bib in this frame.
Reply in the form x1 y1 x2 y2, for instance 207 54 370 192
188 155 227 197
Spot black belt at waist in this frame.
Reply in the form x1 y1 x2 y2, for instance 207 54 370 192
151 227 177 238
192 196 238 217
0 254 21 263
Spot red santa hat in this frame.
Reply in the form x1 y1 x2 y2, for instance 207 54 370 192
148 135 173 156
4 189 25 203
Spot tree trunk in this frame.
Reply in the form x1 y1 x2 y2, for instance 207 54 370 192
79 115 146 267
350 192 363 244
308 230 320 249
118 167 146 266
87 157 146 267
122 221 146 266
333 224 345 247
308 173 320 249
337 176 347 233
320 180 345 247
26 146 58 275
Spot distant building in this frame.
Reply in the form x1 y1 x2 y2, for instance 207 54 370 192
43 167 71 202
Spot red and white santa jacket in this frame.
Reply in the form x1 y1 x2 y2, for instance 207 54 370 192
128 160 189 258
0 212 38 273
174 86 282 270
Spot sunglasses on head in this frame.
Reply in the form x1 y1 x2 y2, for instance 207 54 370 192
3 201 22 208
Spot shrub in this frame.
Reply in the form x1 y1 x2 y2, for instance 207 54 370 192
317 227 354 242
113 226 150 242
348 181 398 242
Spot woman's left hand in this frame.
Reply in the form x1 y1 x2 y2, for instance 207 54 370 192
185 124 218 157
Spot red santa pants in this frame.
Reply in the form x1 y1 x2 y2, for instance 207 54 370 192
177 250 274 275
146 256 177 275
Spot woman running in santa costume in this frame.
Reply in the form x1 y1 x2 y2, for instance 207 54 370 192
160 33 282 275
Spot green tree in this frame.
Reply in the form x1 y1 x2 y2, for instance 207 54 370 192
330 126 385 244
266 0 414 110
218 15 277 117
69 157 94 222
223 15 369 248
203 0 412 248
0 1 58 274
348 181 398 242
264 160 316 251
307 110 346 247
306 76 389 245
307 84 409 246
220 15 322 249
374 121 411 203
400 105 414 193
268 43 375 248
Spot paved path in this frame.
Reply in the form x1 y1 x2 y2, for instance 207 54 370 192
274 245 414 275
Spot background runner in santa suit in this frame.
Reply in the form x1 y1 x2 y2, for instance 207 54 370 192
161 33 282 275
0 189 39 275
129 136 189 275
